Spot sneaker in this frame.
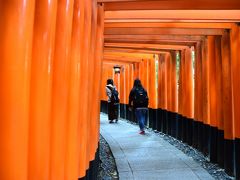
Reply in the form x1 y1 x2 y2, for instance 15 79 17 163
139 130 145 135
109 120 113 124
115 119 118 123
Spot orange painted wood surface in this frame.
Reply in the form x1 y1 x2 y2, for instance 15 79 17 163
50 0 74 179
194 42 203 122
88 0 98 162
230 25 240 139
221 31 233 140
149 57 158 109
65 1 83 179
0 0 35 179
214 37 223 131
78 1 89 176
94 3 105 152
201 38 210 125
158 54 167 110
170 51 178 112
102 0 240 11
208 36 218 127
28 0 57 179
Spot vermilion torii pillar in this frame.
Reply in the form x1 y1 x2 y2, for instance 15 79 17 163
28 0 57 179
0 0 35 179
230 24 240 177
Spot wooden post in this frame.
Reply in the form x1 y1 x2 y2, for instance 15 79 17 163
162 54 168 133
94 2 104 150
64 0 84 179
214 36 224 167
201 37 210 155
50 0 74 179
134 62 140 79
148 56 158 129
78 0 89 177
166 53 172 113
149 57 157 109
170 51 178 137
0 0 35 179
178 51 183 118
194 42 203 150
183 47 194 145
208 36 218 162
229 24 240 176
28 0 57 179
170 51 178 113
184 47 194 119
202 37 210 126
194 42 203 123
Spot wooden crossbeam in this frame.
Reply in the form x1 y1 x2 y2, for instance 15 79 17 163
105 42 188 50
99 0 240 10
105 22 234 29
105 10 240 22
105 34 204 41
104 27 224 35
104 48 171 54
104 47 180 52
105 39 196 46
104 52 154 58
103 61 134 66
103 55 144 63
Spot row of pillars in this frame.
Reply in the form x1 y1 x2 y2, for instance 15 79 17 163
0 0 103 179
101 28 240 178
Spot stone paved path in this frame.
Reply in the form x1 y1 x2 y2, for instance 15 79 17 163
100 113 215 180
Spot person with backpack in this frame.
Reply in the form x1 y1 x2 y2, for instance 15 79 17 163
128 79 149 134
106 79 119 123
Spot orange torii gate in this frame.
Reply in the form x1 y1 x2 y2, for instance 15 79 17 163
1 0 240 179
101 2 240 178
0 0 104 179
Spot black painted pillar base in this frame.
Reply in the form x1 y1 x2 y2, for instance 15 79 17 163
198 122 204 153
182 116 187 143
79 147 100 180
210 126 218 163
177 114 183 141
217 130 224 168
235 138 240 180
126 105 130 121
157 109 163 132
100 100 108 114
152 108 157 130
186 118 193 146
192 120 199 149
120 103 126 119
145 109 149 127
202 123 210 156
171 112 177 138
162 110 167 134
149 108 153 129
224 139 235 176
167 111 171 135
126 105 135 122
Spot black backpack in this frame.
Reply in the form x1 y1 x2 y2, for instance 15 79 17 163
109 87 119 104
133 87 149 107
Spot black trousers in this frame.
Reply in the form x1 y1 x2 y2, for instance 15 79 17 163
107 102 118 121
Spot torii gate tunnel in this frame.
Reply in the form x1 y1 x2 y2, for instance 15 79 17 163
0 0 240 180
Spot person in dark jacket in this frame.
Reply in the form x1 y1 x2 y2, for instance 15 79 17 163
128 79 149 134
106 79 119 123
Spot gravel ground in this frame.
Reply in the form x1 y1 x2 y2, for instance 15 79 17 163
98 135 119 180
124 118 235 180
154 131 235 180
